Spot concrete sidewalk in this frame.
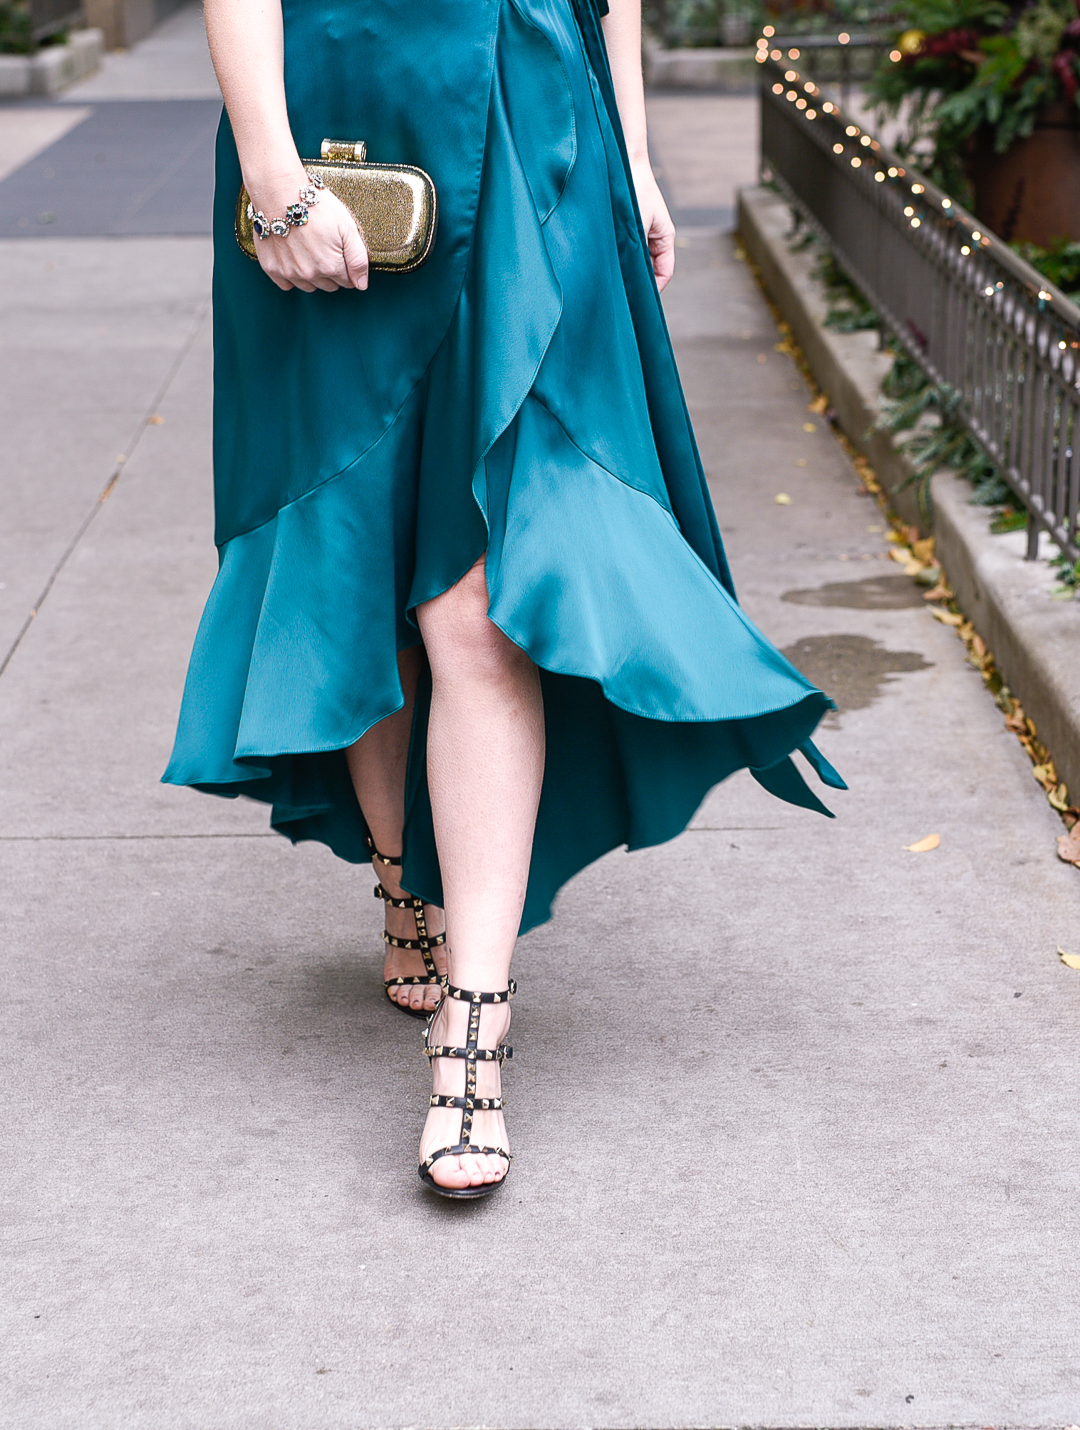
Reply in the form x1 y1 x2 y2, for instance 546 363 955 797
2 12 1080 1428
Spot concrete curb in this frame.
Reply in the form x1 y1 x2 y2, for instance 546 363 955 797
737 182 1080 802
0 28 103 98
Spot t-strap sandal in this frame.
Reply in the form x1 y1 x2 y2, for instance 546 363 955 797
366 836 446 1019
419 980 515 1199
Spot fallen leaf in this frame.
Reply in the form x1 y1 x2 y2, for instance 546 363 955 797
756 353 768 364
808 394 829 414
903 560 924 576
1058 947 1080 969
803 421 818 433
147 414 164 425
905 833 941 852
1056 829 1080 864
930 608 964 626
889 546 914 565
1031 763 1056 787
911 536 935 563
774 492 793 505
795 458 808 468
923 582 953 602
1048 783 1071 812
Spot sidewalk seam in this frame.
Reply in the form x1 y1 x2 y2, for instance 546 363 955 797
0 295 210 682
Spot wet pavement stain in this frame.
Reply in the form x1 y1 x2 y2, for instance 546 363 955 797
781 633 932 719
781 574 928 610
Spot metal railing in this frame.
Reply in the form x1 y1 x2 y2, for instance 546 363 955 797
759 56 1080 564
766 33 891 102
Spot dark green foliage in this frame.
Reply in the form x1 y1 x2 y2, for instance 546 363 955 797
866 0 1080 192
0 0 33 54
877 351 1012 521
813 250 881 330
1012 237 1080 301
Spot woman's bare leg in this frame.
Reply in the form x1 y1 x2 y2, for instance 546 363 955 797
415 557 545 1191
345 646 447 1013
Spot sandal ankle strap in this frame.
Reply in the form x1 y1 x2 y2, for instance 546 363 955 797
365 834 402 868
443 980 516 1004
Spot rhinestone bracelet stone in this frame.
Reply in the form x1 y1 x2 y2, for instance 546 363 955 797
250 171 326 240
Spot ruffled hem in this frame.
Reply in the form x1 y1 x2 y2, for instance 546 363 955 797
163 0 844 933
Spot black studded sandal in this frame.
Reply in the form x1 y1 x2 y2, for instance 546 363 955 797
366 836 446 1019
418 980 515 1200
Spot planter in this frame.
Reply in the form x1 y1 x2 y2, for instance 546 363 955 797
970 104 1080 247
0 25 101 96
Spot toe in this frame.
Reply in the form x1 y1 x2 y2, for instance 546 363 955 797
432 1156 469 1190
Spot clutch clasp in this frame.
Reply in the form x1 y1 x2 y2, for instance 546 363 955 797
320 139 367 162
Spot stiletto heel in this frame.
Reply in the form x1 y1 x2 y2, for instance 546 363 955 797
366 836 446 1018
419 980 515 1199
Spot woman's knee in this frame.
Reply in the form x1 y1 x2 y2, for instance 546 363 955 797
418 560 525 682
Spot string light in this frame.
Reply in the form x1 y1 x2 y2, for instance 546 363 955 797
833 143 844 154
889 48 901 61
874 170 885 182
762 24 774 36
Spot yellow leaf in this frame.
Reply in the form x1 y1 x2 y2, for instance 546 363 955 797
803 422 818 433
1031 763 1056 787
931 608 963 626
1058 947 1080 970
890 546 914 565
922 582 953 602
808 394 829 414
905 833 941 852
774 492 793 505
1049 783 1071 812
903 560 924 576
147 414 164 425
911 536 935 562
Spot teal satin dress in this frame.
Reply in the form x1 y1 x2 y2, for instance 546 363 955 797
163 0 845 931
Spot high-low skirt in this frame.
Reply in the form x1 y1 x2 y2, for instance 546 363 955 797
163 0 844 932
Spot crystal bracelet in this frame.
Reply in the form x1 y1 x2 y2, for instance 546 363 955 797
249 170 326 240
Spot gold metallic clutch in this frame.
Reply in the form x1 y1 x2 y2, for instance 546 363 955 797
235 139 437 273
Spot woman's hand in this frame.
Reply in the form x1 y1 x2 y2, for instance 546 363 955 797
630 162 676 292
247 171 369 292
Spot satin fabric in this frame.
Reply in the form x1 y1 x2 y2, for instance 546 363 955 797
163 0 844 931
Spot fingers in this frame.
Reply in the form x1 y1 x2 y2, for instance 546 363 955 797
650 217 677 292
341 222 370 290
